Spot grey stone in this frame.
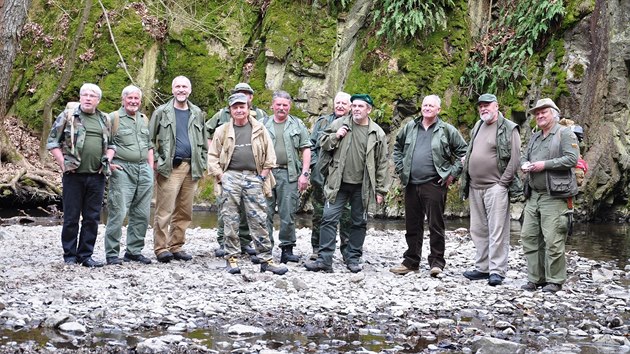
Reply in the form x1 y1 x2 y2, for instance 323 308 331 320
470 336 526 354
227 324 266 336
58 322 86 334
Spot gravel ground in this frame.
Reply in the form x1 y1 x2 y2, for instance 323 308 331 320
0 224 628 353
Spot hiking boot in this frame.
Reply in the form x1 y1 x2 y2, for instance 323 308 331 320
430 267 442 278
157 251 174 263
250 255 261 264
463 270 490 281
347 263 362 273
260 260 288 275
521 281 545 291
309 247 318 261
304 260 333 273
226 256 241 274
542 283 562 293
123 253 152 264
488 273 504 286
389 264 419 275
242 243 257 256
214 246 226 257
172 251 192 261
106 257 123 265
280 246 300 264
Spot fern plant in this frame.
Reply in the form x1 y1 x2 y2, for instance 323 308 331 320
460 0 565 96
373 0 455 42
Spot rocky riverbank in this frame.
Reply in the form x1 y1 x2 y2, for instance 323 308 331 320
0 225 628 353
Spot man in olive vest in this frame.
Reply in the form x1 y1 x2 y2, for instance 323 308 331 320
520 98 578 293
460 93 521 286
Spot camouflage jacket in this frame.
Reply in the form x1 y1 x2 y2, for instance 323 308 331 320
46 105 115 173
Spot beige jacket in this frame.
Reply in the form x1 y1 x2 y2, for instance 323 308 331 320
207 116 276 197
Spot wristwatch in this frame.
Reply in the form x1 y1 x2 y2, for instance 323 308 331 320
302 171 310 177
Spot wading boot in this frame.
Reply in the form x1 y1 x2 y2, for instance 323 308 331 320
280 246 300 264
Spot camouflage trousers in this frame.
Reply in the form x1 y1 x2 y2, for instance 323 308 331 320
220 170 272 261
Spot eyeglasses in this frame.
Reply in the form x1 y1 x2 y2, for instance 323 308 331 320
80 93 99 98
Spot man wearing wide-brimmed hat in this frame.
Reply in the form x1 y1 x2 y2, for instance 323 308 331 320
520 98 579 293
206 83 268 261
460 93 521 286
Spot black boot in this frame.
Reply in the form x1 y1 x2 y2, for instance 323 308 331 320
280 246 300 264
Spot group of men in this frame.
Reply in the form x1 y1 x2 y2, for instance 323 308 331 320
47 77 579 292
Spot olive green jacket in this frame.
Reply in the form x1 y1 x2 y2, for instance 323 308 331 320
393 116 467 187
149 98 208 179
320 115 390 209
261 114 311 182
46 105 115 173
460 113 522 200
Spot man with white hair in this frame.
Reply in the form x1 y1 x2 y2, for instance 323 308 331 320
305 94 389 273
149 76 208 263
46 83 115 267
104 85 154 265
520 98 578 293
308 92 352 261
390 94 467 277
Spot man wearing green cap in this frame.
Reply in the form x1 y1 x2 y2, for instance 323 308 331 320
459 93 521 286
305 93 389 273
206 83 268 260
520 98 578 293
207 93 287 275
390 95 467 277
262 90 311 263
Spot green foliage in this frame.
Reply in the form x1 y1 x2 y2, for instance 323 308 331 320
195 176 216 203
372 0 455 42
459 0 565 97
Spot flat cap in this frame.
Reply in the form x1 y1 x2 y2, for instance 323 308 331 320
228 93 248 106
350 93 374 107
528 98 560 114
478 93 497 103
231 83 254 94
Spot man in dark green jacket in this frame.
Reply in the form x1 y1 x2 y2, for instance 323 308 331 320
305 94 389 273
149 76 208 263
390 95 467 277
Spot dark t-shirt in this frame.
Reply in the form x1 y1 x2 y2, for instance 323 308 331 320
273 121 288 166
76 112 103 174
174 108 192 159
227 123 256 171
409 123 439 184
342 124 368 184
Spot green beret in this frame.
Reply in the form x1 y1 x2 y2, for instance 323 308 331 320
350 94 374 107
478 93 497 103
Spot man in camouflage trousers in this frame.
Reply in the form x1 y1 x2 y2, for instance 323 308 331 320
206 83 268 259
207 93 287 275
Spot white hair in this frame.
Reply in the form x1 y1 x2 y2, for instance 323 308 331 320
334 92 351 103
551 108 560 121
423 94 441 107
121 85 142 99
80 83 102 99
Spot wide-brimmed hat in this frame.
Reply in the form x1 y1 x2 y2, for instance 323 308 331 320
528 98 560 114
350 93 374 107
228 93 248 106
231 83 254 94
477 93 497 104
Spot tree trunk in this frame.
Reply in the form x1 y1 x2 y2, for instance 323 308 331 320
0 0 34 162
39 0 94 160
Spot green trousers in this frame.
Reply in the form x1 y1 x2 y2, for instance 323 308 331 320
520 190 570 285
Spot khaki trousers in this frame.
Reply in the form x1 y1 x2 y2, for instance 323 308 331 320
469 184 510 277
153 162 198 256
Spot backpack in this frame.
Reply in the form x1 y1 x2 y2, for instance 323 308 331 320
558 118 586 187
111 110 149 135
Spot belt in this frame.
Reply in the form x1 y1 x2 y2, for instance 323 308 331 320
275 164 288 169
182 158 192 162
113 159 146 164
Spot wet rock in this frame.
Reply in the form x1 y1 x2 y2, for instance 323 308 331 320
592 268 615 282
42 312 74 328
58 321 86 334
470 336 526 353
228 324 266 336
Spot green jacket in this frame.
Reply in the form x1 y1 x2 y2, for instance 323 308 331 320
261 114 311 182
46 105 115 173
149 98 208 179
110 107 150 163
309 113 345 169
320 115 389 209
393 116 467 187
460 113 522 200
206 106 268 139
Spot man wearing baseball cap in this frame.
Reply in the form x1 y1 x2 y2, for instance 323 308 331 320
305 94 389 273
207 93 287 275
206 83 268 261
520 98 578 293
460 93 521 286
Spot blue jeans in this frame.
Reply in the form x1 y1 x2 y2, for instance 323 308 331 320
61 172 106 263
319 183 366 267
